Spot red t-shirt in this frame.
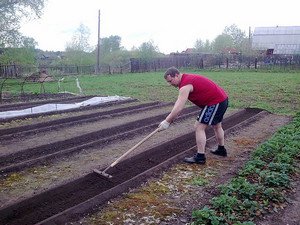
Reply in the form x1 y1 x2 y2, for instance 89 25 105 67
179 74 228 107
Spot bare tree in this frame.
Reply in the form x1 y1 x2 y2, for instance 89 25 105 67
65 23 92 52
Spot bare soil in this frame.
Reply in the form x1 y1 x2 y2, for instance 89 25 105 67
75 112 297 225
0 95 297 225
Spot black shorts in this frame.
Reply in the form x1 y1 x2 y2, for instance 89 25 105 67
197 98 228 125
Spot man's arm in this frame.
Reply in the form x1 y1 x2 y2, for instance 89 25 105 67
165 84 193 123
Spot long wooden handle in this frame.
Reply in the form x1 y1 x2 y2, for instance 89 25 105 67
109 127 160 168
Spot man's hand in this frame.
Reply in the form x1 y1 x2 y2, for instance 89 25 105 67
158 120 170 131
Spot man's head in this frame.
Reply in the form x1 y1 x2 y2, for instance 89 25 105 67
164 67 181 87
164 66 180 79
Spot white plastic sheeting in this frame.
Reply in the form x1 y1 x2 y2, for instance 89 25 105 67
0 96 131 120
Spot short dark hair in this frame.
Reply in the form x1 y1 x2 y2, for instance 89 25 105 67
164 67 180 79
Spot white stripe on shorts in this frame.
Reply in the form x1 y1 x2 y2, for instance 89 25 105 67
208 103 219 125
198 106 207 122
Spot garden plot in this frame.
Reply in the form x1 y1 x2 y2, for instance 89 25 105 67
0 96 293 225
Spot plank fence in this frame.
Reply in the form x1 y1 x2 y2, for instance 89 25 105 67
0 63 133 78
0 64 97 78
1 54 299 78
130 54 300 73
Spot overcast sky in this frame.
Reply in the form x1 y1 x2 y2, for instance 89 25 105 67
20 0 300 54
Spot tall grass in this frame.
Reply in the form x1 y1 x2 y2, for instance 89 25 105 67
2 70 300 115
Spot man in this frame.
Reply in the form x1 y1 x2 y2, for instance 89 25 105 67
158 67 229 164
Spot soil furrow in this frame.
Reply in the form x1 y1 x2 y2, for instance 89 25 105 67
0 106 198 172
0 101 171 139
0 109 198 174
0 108 264 225
0 95 96 111
0 98 137 122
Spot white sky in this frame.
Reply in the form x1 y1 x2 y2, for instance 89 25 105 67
20 0 300 54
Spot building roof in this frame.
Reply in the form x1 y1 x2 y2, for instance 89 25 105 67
252 26 300 54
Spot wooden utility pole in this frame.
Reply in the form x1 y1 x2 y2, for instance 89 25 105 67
96 10 101 74
249 26 251 46
248 26 252 68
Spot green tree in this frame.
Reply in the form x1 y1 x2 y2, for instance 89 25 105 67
62 23 95 65
223 24 253 54
212 34 234 53
60 50 95 66
135 40 161 59
100 35 122 56
194 39 212 53
223 24 246 49
0 36 38 65
0 0 45 47
99 35 132 68
21 36 38 48
209 24 250 54
0 47 36 65
102 50 132 67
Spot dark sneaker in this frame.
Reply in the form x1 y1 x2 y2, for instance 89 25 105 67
184 154 206 164
210 148 227 157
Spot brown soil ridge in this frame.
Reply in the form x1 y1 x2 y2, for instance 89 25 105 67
0 106 198 174
0 95 98 111
0 108 265 225
0 97 136 122
0 101 171 139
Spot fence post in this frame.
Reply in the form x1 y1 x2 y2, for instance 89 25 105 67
0 78 8 103
200 58 204 69
255 57 258 69
226 58 229 69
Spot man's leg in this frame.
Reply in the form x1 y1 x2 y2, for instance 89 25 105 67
195 122 208 154
212 122 224 146
210 98 228 157
183 122 207 164
211 122 227 157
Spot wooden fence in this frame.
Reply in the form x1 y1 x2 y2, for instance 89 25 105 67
1 54 299 78
0 64 97 78
130 54 300 73
0 63 132 78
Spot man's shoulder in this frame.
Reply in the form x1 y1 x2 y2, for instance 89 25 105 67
183 73 205 78
182 73 205 81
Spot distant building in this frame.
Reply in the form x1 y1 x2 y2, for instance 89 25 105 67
35 49 65 65
221 47 239 55
181 48 195 54
252 26 300 55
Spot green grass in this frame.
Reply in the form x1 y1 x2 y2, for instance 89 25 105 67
1 70 299 115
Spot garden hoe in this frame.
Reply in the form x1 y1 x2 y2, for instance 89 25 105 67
93 127 160 179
